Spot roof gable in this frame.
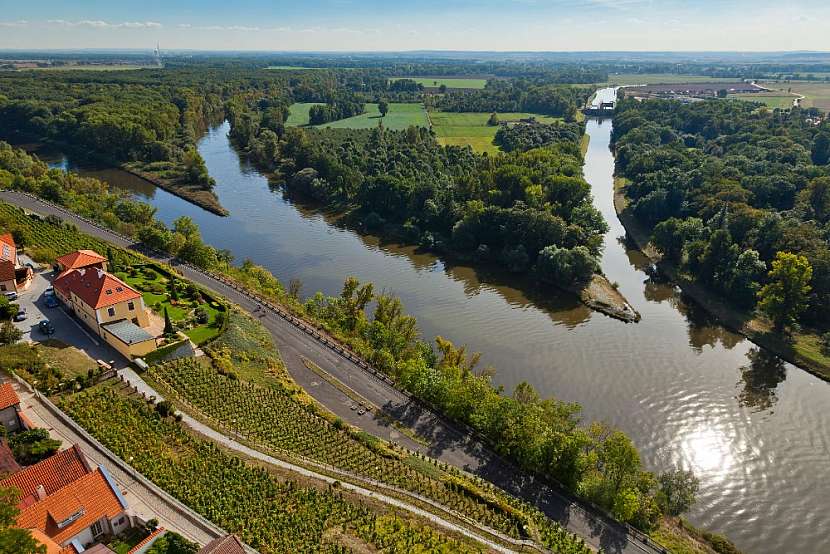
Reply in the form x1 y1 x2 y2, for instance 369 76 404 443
54 268 141 309
200 534 246 554
55 250 107 271
1 445 92 508
0 382 20 411
0 233 15 263
16 468 126 545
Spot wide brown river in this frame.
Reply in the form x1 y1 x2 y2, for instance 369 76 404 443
31 96 830 552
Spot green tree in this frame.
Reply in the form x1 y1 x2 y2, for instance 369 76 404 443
163 307 174 335
378 100 389 118
0 322 21 345
487 113 499 126
657 468 700 517
0 486 44 554
758 252 813 330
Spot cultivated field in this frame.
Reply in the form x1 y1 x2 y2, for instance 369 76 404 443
760 81 830 112
431 112 561 154
729 92 797 109
604 73 741 85
316 102 429 130
265 65 326 70
389 77 487 89
286 102 324 126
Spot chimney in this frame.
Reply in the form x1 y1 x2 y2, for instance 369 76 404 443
97 268 104 279
36 484 47 501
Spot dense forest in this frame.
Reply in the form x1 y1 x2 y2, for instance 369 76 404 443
613 99 830 332
232 111 607 286
431 81 591 120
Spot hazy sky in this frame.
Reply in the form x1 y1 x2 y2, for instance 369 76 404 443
0 0 828 52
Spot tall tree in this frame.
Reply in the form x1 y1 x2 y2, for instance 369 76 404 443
758 252 813 330
0 486 44 554
378 100 389 118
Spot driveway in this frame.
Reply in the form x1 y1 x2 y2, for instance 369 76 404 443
11 255 127 370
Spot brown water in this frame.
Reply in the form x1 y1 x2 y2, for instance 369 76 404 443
29 101 830 552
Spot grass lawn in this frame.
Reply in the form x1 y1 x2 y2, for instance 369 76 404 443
389 77 487 89
729 93 797 109
430 112 563 154
286 102 324 126
603 73 740 85
121 265 225 345
316 102 429 130
0 341 95 384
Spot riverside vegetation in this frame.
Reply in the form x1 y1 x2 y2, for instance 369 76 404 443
0 142 730 552
613 98 830 377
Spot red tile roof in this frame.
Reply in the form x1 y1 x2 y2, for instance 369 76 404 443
127 527 166 554
55 250 107 271
30 529 64 554
1 445 92 509
0 439 21 476
0 382 20 411
0 260 15 283
16 468 126 546
200 535 246 554
0 233 15 263
54 267 140 310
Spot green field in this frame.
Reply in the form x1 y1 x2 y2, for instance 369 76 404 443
285 102 324 126
759 81 830 112
316 102 429 130
431 112 562 154
604 73 740 85
390 77 487 89
729 93 797 109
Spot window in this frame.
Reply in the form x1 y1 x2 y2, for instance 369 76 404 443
90 519 104 537
105 289 113 295
127 301 135 311
107 307 115 317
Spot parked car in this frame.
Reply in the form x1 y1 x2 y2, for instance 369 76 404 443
3 291 17 301
13 309 26 322
44 286 54 295
38 320 55 335
45 295 59 308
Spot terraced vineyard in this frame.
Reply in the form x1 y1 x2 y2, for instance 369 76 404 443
60 386 484 553
148 359 590 553
0 202 140 265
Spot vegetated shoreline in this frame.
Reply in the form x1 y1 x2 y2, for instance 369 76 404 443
120 163 229 216
13 134 229 217
613 176 830 382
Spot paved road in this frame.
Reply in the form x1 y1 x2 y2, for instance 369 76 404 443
8 377 221 546
0 191 664 554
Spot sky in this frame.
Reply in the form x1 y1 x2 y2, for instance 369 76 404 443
0 0 828 52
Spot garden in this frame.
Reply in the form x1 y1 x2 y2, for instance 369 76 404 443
118 263 226 345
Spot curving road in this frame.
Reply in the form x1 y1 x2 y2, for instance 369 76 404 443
0 191 666 554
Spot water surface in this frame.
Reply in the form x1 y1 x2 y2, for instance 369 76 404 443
31 101 830 552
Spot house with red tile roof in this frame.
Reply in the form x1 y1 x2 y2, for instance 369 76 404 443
56 250 108 273
199 534 246 554
1 444 92 510
0 439 21 477
53 253 157 359
0 381 25 433
0 232 33 294
15 465 133 551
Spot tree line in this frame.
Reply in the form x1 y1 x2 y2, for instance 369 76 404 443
613 98 830 332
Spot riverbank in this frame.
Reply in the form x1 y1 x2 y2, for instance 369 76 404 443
121 162 229 216
613 177 830 382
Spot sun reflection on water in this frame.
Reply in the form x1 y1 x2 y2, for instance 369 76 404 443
679 425 735 480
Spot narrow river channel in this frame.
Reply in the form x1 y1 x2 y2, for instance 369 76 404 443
30 93 830 552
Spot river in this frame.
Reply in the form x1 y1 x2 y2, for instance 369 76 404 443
28 93 830 552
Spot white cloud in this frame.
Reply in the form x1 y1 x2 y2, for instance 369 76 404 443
0 20 29 28
47 19 162 29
